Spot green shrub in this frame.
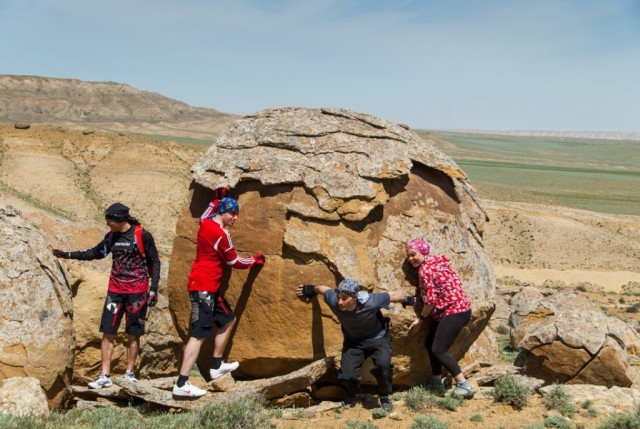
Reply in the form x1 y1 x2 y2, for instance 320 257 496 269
497 334 519 363
469 414 484 422
412 414 449 429
196 395 271 429
581 400 598 417
544 384 576 417
405 386 461 412
0 414 43 429
143 411 195 428
543 415 571 428
598 410 640 429
371 408 388 419
58 407 143 429
575 285 588 292
492 374 531 410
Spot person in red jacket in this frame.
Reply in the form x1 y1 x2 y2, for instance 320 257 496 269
52 202 160 389
406 237 474 399
172 195 265 398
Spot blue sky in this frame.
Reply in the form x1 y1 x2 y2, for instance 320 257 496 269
1 0 639 132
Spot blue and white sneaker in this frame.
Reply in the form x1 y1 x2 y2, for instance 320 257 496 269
88 373 112 389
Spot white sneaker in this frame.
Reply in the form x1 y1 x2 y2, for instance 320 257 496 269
172 381 207 397
88 374 113 389
209 361 239 380
122 371 138 382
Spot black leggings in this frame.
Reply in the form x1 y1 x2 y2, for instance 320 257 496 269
424 310 471 378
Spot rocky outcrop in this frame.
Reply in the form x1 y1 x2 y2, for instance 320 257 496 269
510 287 640 387
0 377 49 417
168 108 495 386
0 74 237 139
0 206 75 409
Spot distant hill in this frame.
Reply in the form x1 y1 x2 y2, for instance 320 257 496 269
0 74 239 140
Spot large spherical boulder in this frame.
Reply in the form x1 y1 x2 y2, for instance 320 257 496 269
0 206 75 408
168 108 495 385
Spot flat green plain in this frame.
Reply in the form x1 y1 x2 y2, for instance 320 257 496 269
419 132 640 216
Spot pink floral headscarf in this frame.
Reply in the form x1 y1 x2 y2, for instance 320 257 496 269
407 238 431 256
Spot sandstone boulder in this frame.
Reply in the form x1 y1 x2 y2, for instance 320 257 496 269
0 206 75 408
168 108 495 386
510 286 640 387
0 377 49 417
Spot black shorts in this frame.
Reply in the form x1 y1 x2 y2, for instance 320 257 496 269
189 291 236 338
99 291 148 336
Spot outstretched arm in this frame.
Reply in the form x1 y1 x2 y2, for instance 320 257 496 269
296 284 331 299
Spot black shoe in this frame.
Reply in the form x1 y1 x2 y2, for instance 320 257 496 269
343 395 358 408
380 395 393 412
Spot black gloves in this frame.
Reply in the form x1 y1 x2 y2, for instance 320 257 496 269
299 284 317 299
402 295 415 309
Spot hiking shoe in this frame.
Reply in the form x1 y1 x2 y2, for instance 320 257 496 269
209 361 239 380
172 381 207 398
427 381 446 396
342 395 358 409
88 374 112 389
380 396 393 412
452 384 475 399
122 371 138 382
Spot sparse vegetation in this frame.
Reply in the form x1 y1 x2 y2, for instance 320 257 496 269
469 414 484 422
497 333 519 363
371 407 388 419
598 408 640 429
412 414 449 429
543 384 576 417
405 386 461 412
543 415 572 428
582 399 598 417
492 374 531 410
0 396 274 429
347 420 378 429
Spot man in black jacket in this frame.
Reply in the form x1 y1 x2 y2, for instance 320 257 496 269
53 202 160 388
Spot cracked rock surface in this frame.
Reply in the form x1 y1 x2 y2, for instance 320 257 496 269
0 206 75 409
511 286 640 386
168 108 496 385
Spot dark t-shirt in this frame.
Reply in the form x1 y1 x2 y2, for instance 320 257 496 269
324 290 391 341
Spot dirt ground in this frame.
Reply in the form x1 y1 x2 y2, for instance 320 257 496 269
272 390 610 429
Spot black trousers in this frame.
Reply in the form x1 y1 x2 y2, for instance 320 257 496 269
424 310 471 378
339 335 393 396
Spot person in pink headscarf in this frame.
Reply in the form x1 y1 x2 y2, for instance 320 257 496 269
406 238 474 399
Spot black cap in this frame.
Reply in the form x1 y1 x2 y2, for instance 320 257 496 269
105 202 129 222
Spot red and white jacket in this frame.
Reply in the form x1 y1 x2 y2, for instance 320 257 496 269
187 217 257 292
418 254 471 321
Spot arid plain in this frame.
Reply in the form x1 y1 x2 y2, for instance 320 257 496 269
2 120 640 427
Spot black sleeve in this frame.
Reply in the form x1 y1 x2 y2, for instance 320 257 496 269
142 230 161 291
67 236 109 261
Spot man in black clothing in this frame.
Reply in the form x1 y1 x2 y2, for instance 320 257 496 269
53 202 160 388
297 279 414 412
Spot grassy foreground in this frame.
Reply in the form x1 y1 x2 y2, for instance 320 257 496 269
0 395 276 429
